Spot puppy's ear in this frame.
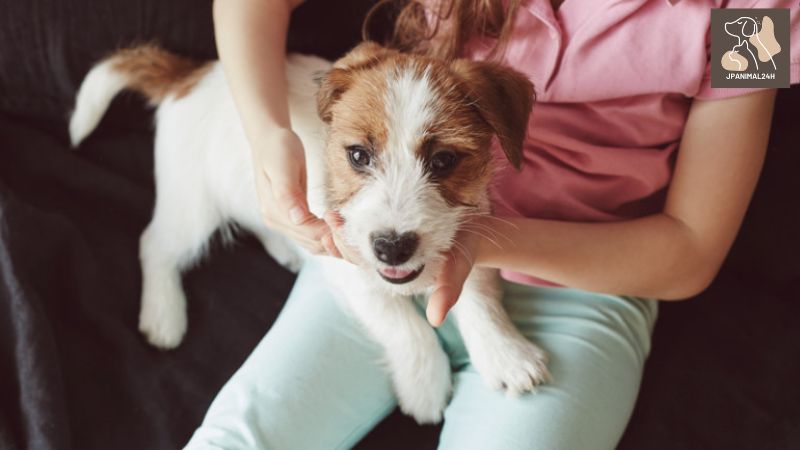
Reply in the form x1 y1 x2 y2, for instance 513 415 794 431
450 59 535 170
317 68 351 123
317 42 396 123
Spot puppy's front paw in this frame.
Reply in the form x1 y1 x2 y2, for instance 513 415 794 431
138 290 187 350
392 346 452 424
470 334 549 396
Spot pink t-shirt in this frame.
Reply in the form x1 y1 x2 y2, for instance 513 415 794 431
463 0 800 287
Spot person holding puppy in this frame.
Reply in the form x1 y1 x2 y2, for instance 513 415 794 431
187 0 799 449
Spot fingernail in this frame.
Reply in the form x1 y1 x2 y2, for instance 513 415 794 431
289 207 305 225
427 308 443 327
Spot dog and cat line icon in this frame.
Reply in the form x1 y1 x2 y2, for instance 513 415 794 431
711 8 789 88
721 15 782 72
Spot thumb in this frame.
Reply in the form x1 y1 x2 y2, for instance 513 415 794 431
270 165 313 225
426 253 473 327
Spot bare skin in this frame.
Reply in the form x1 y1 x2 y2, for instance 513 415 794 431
422 89 777 325
213 0 330 253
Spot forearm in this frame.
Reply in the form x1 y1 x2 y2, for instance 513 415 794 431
213 0 297 145
477 90 775 301
477 214 711 300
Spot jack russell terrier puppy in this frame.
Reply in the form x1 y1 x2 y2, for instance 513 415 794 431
69 42 549 423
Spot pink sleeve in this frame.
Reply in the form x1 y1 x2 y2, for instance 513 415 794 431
694 1 799 100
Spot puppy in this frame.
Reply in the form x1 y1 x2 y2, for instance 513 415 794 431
69 42 548 423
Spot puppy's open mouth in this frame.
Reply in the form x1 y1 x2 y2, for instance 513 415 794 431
378 265 424 284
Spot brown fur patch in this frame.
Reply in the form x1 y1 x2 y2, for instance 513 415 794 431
324 64 391 209
448 59 535 169
317 42 397 123
418 61 497 207
110 45 211 104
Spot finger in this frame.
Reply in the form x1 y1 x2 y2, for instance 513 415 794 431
274 184 314 225
426 284 461 327
269 220 328 254
296 223 330 252
322 212 350 259
426 254 473 327
262 203 328 239
296 217 330 241
321 232 342 259
266 161 314 225
323 211 347 235
286 230 325 254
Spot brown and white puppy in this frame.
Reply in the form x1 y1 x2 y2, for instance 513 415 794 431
69 42 548 423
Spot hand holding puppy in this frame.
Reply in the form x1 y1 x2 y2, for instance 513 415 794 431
426 223 484 327
252 128 329 254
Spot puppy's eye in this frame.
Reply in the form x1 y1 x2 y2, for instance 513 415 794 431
346 145 371 170
429 150 459 178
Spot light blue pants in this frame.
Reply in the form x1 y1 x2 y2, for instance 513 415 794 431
184 260 657 450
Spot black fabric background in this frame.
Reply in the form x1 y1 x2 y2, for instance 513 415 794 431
0 0 798 449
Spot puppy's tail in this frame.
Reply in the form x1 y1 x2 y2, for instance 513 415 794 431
69 45 210 147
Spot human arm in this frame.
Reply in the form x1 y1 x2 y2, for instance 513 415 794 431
213 0 327 251
427 89 777 324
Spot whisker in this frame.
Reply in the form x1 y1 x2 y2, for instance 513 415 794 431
464 221 510 240
466 223 514 245
460 227 502 250
451 240 474 265
459 211 520 230
454 211 515 245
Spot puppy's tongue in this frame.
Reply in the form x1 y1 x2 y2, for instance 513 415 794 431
379 267 415 279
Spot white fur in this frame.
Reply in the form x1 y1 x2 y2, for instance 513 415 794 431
70 59 130 147
69 52 548 422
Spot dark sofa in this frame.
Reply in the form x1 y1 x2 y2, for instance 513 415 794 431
1 1 798 449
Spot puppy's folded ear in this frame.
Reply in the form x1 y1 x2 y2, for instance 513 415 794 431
317 42 397 123
316 68 350 123
449 59 535 170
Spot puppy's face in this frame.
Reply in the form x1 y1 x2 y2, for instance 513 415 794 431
317 43 534 294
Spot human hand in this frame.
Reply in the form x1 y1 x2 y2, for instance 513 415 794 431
252 128 328 253
426 220 487 327
321 211 363 265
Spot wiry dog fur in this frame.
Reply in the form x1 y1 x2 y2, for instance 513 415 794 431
69 43 548 423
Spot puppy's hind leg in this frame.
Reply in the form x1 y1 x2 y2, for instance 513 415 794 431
138 196 221 350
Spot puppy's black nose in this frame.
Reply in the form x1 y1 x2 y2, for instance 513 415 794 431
371 231 419 266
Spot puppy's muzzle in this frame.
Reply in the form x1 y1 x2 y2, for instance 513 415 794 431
371 230 424 285
371 230 419 266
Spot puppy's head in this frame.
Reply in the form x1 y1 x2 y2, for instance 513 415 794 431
317 42 534 293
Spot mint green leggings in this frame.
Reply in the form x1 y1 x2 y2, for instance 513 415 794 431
184 260 657 450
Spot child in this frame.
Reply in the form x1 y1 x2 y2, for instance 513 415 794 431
186 1 798 448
